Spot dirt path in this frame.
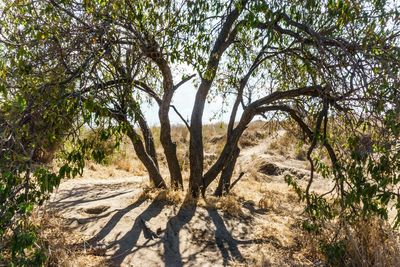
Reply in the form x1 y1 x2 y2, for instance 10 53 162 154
48 173 318 266
47 139 329 266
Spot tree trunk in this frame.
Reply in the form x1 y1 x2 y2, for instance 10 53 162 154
189 79 212 197
126 127 166 188
159 108 183 189
157 59 183 189
137 111 159 170
143 37 183 190
202 87 322 193
188 4 245 197
101 105 166 188
214 147 240 196
203 108 255 194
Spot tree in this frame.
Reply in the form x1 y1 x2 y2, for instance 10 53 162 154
1 0 399 245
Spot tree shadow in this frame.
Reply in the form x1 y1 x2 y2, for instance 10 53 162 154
50 183 137 210
87 196 148 245
206 208 244 266
107 194 168 266
204 208 298 266
163 194 198 267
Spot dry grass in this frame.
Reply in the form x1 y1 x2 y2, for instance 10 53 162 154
114 158 132 172
342 218 400 266
294 145 307 161
34 212 107 267
203 195 245 218
268 131 298 156
258 191 280 212
136 186 186 205
303 217 400 267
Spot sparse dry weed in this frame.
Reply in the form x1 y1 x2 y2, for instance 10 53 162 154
304 217 400 266
136 186 185 205
34 212 107 267
203 195 244 217
258 190 284 212
114 158 132 172
344 218 400 266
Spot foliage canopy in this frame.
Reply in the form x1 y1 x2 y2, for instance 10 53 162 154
0 0 399 264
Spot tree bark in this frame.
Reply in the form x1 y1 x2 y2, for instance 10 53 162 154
137 111 159 170
110 111 166 189
189 3 246 197
157 59 183 189
203 108 255 193
125 126 166 189
202 85 325 193
143 38 183 189
214 147 240 196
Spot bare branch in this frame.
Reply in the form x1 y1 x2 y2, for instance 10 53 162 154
170 104 190 130
173 74 196 90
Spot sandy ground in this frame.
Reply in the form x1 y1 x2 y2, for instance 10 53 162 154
47 139 331 266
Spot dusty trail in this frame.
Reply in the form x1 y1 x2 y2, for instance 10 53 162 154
48 140 326 266
50 177 266 266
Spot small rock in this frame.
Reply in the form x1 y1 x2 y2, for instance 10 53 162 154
258 163 282 176
84 205 110 215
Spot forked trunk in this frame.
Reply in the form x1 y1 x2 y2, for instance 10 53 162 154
137 111 159 170
157 59 183 189
214 147 240 196
146 44 184 189
126 128 166 188
189 80 212 197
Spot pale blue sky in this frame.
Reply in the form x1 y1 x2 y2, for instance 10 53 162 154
141 80 244 126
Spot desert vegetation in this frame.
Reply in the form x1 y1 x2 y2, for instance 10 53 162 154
1 0 399 266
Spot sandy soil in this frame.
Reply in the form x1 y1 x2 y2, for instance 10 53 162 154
47 140 330 266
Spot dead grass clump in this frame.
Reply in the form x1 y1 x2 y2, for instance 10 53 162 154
130 159 147 176
249 167 264 182
136 186 159 202
294 146 307 161
176 149 189 171
258 190 287 213
203 195 244 217
268 140 286 156
155 189 184 205
268 140 280 151
87 162 97 171
35 212 106 267
107 169 115 177
239 130 267 148
114 158 132 172
258 196 274 211
257 189 300 216
171 125 189 145
136 186 185 205
254 252 272 267
343 218 400 266
305 217 400 266
268 131 299 157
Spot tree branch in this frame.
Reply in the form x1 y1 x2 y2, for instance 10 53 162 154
170 104 190 130
174 74 196 90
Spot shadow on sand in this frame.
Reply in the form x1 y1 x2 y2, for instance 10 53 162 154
107 194 168 266
163 194 198 267
56 187 302 266
206 208 244 265
50 182 138 211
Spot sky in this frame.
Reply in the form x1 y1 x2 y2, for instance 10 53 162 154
141 76 244 127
